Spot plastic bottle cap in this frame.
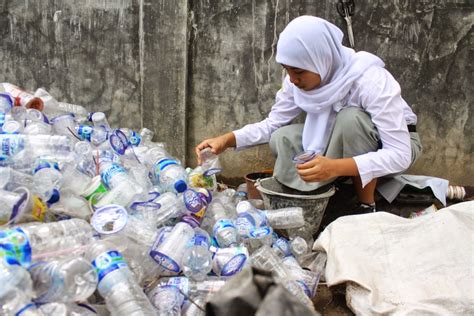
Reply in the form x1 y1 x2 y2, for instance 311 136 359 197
174 180 187 193
47 189 61 204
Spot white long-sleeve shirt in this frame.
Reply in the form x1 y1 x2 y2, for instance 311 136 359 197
233 66 417 187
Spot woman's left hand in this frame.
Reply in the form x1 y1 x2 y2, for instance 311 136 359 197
296 156 340 182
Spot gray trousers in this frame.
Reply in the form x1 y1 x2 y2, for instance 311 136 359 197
269 107 423 191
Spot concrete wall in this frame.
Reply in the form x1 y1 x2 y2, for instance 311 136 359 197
1 0 472 185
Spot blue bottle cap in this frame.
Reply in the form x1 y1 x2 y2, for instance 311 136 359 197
47 189 61 204
174 180 187 193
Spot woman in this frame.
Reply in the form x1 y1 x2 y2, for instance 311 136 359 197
195 16 422 214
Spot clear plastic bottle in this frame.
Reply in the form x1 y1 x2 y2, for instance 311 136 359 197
249 245 314 308
151 276 226 299
91 112 110 131
0 167 34 191
34 88 88 121
158 159 189 193
0 82 44 110
85 240 155 316
263 207 305 229
75 125 108 145
0 134 72 162
182 227 213 281
0 286 43 316
290 236 309 261
205 199 238 248
0 218 94 267
37 302 97 316
0 260 33 297
32 157 63 204
29 257 98 303
272 237 292 258
147 285 184 316
99 160 130 190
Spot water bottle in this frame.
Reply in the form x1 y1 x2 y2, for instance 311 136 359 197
0 82 44 110
23 111 52 135
0 219 94 267
75 125 108 145
0 188 29 225
182 227 213 281
0 134 72 162
0 286 43 316
247 226 274 251
38 302 97 316
211 245 249 277
272 237 292 258
85 240 156 316
205 199 238 247
32 157 62 204
0 167 35 190
157 159 188 193
99 160 130 190
263 207 305 229
249 245 314 308
0 260 33 297
150 222 195 274
282 256 320 298
29 257 98 303
182 295 206 316
290 236 309 261
0 93 13 130
151 276 226 299
73 141 96 177
61 162 92 194
235 201 267 238
147 285 184 316
34 87 88 121
50 113 77 137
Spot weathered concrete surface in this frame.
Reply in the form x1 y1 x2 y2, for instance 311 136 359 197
0 0 472 184
188 0 473 185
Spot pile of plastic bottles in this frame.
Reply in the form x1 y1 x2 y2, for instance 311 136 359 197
0 83 325 316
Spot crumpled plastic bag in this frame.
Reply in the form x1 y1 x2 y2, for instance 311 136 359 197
206 267 319 316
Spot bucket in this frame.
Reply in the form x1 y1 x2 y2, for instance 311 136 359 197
256 177 335 235
244 170 273 200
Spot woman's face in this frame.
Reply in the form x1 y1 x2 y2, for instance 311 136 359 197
283 65 321 91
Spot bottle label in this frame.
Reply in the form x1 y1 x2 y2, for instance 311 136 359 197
31 196 48 221
221 253 247 276
33 158 60 174
0 228 32 267
156 158 178 171
92 250 128 282
213 219 236 238
183 189 206 216
0 135 24 161
100 163 126 188
272 238 291 257
193 234 209 248
0 112 5 129
77 125 93 141
249 226 272 239
149 251 180 273
129 131 141 146
235 217 254 238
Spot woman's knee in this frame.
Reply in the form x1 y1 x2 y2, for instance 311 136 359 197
269 124 303 154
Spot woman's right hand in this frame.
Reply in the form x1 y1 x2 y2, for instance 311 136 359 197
195 132 236 164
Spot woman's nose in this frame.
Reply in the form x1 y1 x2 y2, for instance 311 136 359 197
289 73 299 85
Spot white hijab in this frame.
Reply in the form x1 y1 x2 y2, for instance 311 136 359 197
275 16 385 152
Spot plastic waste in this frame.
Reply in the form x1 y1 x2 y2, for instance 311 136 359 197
85 240 156 316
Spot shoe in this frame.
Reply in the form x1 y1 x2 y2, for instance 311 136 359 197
349 203 376 215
